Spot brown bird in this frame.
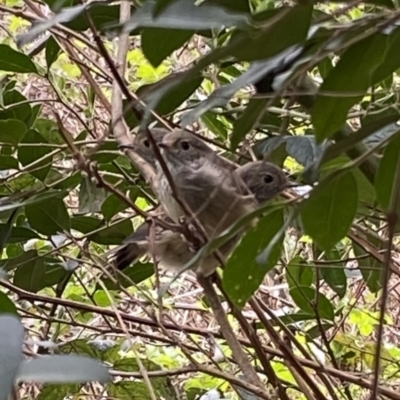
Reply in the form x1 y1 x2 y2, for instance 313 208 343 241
112 160 289 276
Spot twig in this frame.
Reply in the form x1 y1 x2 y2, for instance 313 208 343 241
196 275 268 395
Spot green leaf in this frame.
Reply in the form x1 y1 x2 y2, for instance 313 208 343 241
320 114 400 167
33 118 64 144
289 286 335 321
142 28 193 68
78 178 107 214
207 0 250 13
0 209 19 255
36 384 80 400
286 256 313 290
102 262 154 289
223 208 284 308
375 133 400 211
231 98 268 150
45 36 60 69
0 45 37 73
0 292 17 314
352 239 383 293
0 190 67 214
0 250 38 272
230 5 312 61
101 194 128 222
200 112 228 139
41 261 70 289
0 90 32 127
0 225 38 243
371 28 400 83
64 4 122 32
139 74 203 125
182 60 285 126
301 171 358 251
71 216 103 234
89 141 118 164
0 156 18 170
0 119 27 145
18 130 53 181
312 33 392 141
25 198 70 235
122 0 250 32
14 256 45 292
89 220 133 245
320 248 347 298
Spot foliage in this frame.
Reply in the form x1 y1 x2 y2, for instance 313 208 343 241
0 0 399 398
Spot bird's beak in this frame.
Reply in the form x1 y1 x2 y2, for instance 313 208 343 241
158 142 168 149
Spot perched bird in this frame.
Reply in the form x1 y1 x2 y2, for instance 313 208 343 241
131 128 166 170
112 160 289 276
155 129 255 238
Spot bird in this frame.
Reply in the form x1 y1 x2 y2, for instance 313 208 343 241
111 160 289 276
154 129 255 239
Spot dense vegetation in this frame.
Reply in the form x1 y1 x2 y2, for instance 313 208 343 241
0 0 399 398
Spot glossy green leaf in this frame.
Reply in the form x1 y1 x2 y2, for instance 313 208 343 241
200 112 228 139
25 198 70 235
71 216 103 234
0 191 67 214
0 119 27 145
0 45 37 73
207 0 251 13
33 118 64 144
122 0 250 32
78 178 107 214
231 98 268 150
375 133 400 211
183 60 285 126
231 5 312 61
290 286 335 321
13 256 45 292
0 90 32 127
18 130 53 181
320 248 347 298
101 194 128 221
301 171 358 251
286 256 314 290
41 262 70 289
45 36 60 69
0 250 38 272
89 220 133 245
0 225 38 243
63 4 122 32
312 32 394 141
223 208 284 308
353 239 383 293
0 209 18 255
0 292 17 315
0 156 18 170
102 262 154 289
320 114 400 167
142 28 193 68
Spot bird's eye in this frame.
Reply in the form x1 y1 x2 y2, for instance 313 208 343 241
263 174 274 184
143 139 150 148
181 141 190 150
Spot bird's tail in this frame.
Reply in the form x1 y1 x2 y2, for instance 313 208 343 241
108 223 150 271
